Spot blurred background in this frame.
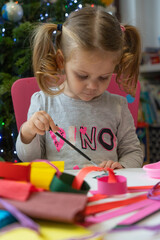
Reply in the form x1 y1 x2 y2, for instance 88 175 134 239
0 0 159 164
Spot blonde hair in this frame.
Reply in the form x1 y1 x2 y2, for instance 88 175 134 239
32 7 141 96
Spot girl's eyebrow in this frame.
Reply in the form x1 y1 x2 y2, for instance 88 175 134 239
74 70 113 76
74 70 88 75
101 72 113 77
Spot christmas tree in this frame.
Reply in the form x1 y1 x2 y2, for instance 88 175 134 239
0 0 115 161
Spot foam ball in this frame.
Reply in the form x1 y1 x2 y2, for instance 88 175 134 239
2 1 23 22
73 165 80 170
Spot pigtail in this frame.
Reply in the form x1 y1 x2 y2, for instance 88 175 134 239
115 25 141 97
32 23 63 95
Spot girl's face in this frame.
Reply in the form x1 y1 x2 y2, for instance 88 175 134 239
63 49 119 101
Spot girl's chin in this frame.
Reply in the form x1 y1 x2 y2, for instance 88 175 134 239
64 90 99 101
80 95 97 101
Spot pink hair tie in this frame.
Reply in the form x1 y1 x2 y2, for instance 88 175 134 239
120 25 126 32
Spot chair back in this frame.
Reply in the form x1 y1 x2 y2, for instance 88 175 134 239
11 77 40 131
107 74 141 128
11 76 140 131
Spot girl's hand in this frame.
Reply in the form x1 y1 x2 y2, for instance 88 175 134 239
99 160 124 170
21 111 59 144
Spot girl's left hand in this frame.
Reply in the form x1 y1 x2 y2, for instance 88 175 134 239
99 160 124 170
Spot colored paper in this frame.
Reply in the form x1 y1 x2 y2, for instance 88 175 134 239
50 172 90 194
118 201 160 225
87 194 107 203
143 161 160 179
0 162 30 182
85 193 147 215
72 166 105 190
128 185 154 193
107 168 117 183
16 161 64 190
0 198 39 233
0 192 87 223
110 223 160 232
0 210 17 229
0 179 42 201
97 175 127 195
85 198 153 224
86 182 160 226
147 181 160 200
0 221 102 240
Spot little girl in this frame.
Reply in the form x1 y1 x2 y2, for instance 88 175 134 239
16 7 143 170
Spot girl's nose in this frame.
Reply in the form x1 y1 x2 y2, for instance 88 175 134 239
87 81 98 90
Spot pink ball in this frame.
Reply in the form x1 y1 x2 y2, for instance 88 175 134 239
73 165 80 170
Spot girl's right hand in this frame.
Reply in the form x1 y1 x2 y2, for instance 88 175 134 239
20 111 59 144
99 160 124 170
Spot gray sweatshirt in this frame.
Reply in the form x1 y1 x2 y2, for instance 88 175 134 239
16 91 143 169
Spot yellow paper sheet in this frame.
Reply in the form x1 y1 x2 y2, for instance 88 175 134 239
15 161 64 190
0 221 103 240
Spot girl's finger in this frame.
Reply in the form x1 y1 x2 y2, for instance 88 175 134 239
99 161 107 168
111 162 123 169
104 160 114 168
49 119 60 132
27 119 46 135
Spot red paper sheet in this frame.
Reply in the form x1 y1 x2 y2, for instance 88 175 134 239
0 162 31 181
107 168 117 183
87 194 108 202
0 179 43 201
85 194 147 215
72 166 105 190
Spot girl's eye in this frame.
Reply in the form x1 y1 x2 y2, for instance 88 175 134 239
99 76 110 81
77 75 88 80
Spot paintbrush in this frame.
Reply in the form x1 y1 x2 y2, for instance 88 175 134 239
49 127 97 166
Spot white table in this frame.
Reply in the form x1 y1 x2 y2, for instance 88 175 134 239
66 168 160 240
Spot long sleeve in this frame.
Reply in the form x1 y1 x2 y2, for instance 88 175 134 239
16 90 144 169
117 99 143 168
16 92 46 162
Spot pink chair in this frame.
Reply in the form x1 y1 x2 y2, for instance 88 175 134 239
11 77 40 132
107 74 141 128
11 76 140 131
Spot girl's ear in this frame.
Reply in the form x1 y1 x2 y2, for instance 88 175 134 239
56 49 64 70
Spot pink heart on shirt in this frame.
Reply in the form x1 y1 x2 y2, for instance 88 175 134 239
80 126 87 135
49 128 66 152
